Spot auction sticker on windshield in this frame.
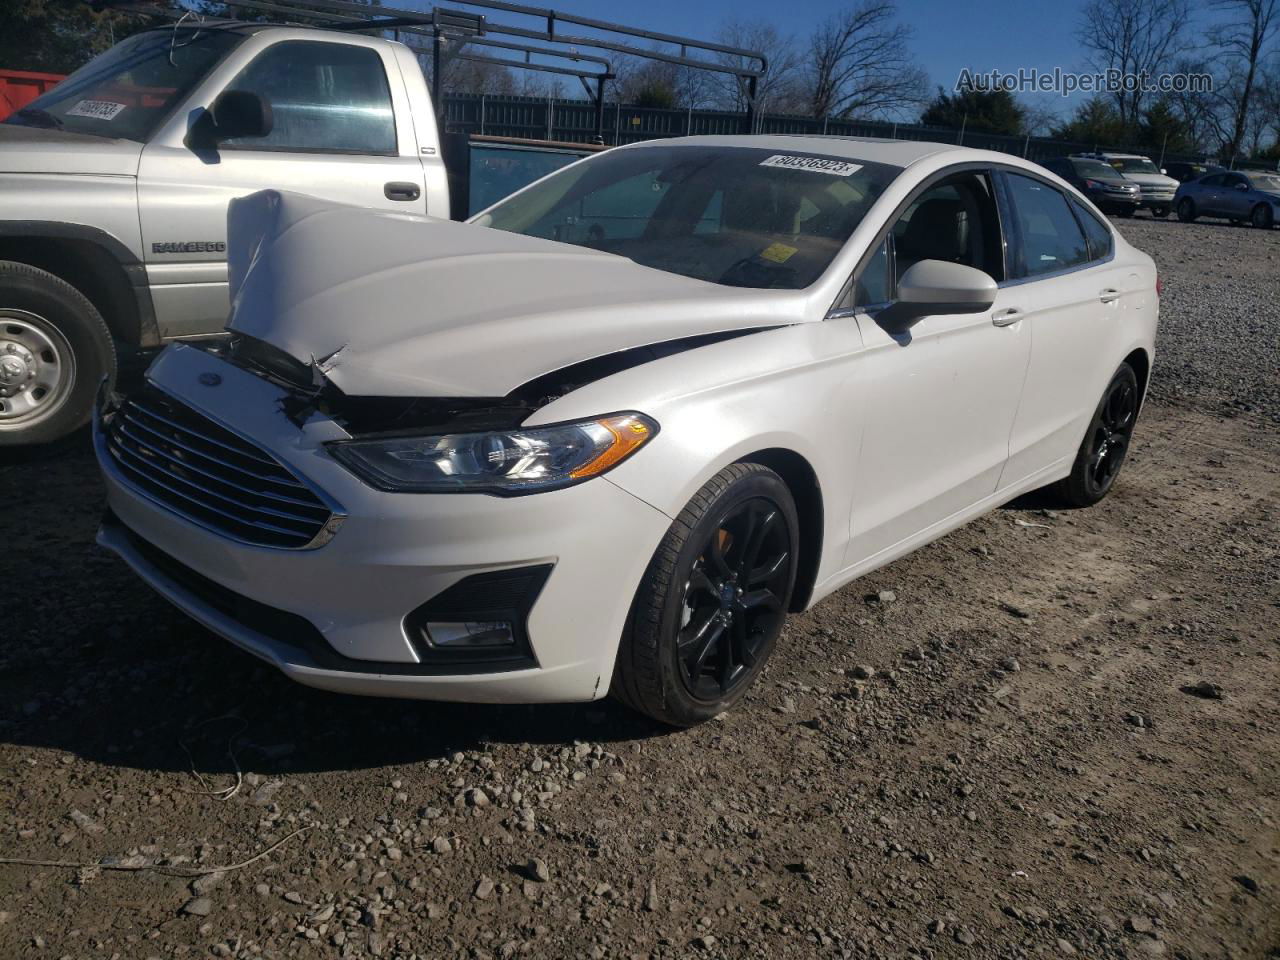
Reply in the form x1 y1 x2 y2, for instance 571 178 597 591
759 155 863 176
66 100 127 121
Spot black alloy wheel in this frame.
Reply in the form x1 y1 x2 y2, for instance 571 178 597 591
612 462 799 726
1085 373 1138 494
1052 363 1140 507
676 497 792 701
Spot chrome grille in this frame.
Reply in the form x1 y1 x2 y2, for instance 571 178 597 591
103 387 339 549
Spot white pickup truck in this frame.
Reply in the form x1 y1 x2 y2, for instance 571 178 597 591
0 20 459 445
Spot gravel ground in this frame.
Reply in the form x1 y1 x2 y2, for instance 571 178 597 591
1 216 1277 960
1117 216 1280 421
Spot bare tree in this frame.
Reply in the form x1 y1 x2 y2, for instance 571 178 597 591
803 1 929 119
1077 0 1193 131
708 20 805 114
1208 0 1280 159
1164 55 1228 152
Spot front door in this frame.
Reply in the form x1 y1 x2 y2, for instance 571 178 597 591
138 35 427 338
844 171 1032 569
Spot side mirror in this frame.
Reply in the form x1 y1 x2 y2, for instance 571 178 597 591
1234 182 1249 191
1160 168 1167 175
202 90 273 144
877 260 998 330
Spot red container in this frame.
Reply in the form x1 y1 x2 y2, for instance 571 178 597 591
0 69 65 121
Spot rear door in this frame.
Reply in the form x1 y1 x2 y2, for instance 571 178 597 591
1197 173 1228 216
137 34 428 339
999 171 1138 487
1220 172 1253 219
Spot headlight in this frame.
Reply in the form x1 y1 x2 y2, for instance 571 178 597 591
328 413 657 494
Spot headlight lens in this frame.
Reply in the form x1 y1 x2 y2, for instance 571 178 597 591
328 413 657 494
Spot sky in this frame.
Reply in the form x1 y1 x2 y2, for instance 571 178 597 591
432 0 1096 119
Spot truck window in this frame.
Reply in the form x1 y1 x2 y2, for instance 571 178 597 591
221 41 396 155
1 28 242 142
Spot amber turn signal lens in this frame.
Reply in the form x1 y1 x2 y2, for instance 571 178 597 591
569 415 654 479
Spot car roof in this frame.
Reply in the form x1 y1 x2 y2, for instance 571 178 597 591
613 134 1019 169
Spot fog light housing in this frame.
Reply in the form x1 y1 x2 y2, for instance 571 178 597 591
425 621 515 648
403 564 552 669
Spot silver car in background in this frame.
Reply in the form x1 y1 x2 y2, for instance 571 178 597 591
1175 170 1280 228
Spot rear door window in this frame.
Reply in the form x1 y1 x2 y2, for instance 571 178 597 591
1070 197 1114 262
1003 173 1090 278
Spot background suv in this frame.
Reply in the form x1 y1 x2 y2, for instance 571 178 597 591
1042 156 1141 216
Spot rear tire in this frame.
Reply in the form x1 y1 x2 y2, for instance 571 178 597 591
1051 363 1139 508
1177 198 1197 222
612 463 799 726
0 261 115 447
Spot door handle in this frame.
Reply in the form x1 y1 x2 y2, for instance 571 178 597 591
1099 288 1120 304
991 307 1022 327
384 181 421 202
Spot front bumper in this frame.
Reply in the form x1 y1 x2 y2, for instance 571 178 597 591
1137 192 1176 209
1089 188 1140 210
94 345 672 703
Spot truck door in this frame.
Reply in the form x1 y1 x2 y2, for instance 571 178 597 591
136 34 429 339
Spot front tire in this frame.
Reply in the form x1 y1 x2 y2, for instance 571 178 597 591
1251 204 1274 229
1177 198 1197 222
1151 206 1171 219
612 463 799 726
1118 207 1136 218
0 261 115 446
1052 363 1139 508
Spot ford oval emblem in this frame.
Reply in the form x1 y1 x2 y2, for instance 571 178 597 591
199 372 222 387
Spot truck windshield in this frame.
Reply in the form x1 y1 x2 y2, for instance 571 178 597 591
474 145 899 290
1109 157 1161 175
2 27 242 142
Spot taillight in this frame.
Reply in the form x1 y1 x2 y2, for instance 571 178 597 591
1156 274 1162 298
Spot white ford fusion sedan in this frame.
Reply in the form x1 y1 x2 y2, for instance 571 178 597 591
94 136 1157 725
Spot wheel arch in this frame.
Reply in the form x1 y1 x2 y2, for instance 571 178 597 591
1123 346 1151 414
0 223 160 347
734 447 824 612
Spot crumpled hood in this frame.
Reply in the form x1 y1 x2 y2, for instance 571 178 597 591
227 190 805 398
0 123 143 176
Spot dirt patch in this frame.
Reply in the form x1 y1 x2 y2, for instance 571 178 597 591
1 396 1276 959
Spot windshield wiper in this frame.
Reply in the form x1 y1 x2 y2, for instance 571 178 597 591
11 107 63 129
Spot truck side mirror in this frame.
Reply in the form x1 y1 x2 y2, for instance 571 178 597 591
208 90 273 141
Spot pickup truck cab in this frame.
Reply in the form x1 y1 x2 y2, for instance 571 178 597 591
0 21 450 445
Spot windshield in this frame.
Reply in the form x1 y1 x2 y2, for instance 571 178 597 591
1246 173 1280 192
2 28 242 142
1072 159 1122 179
474 145 900 290
1109 157 1162 175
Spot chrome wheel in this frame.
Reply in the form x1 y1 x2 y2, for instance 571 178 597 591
0 309 75 429
677 497 792 701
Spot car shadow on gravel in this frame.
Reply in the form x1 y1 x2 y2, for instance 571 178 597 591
2 615 672 777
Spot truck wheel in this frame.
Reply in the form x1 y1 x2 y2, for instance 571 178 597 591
0 261 115 446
